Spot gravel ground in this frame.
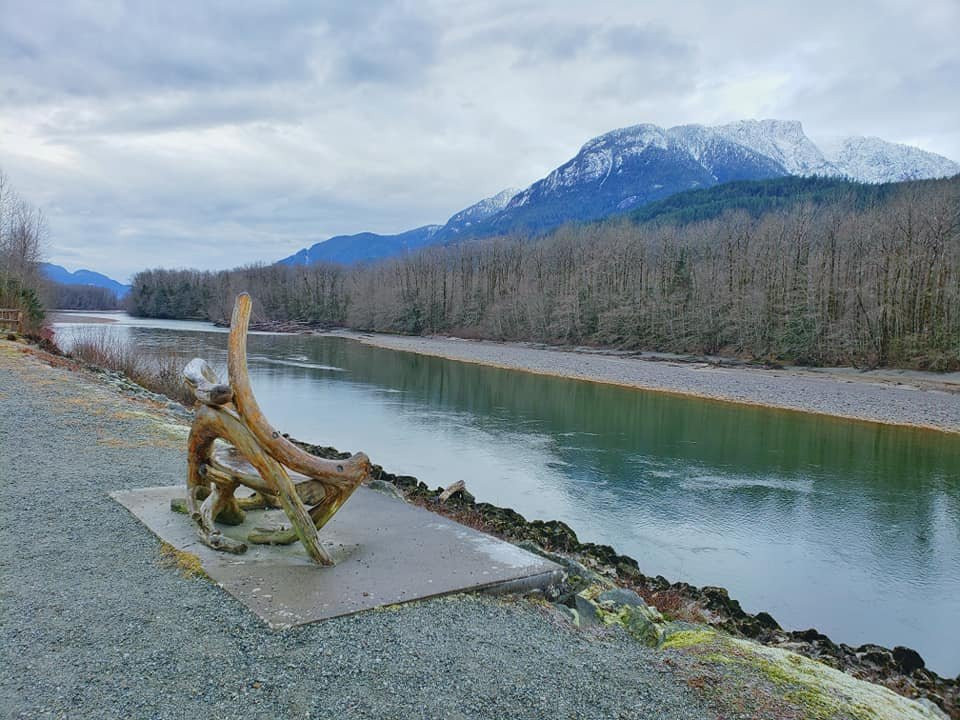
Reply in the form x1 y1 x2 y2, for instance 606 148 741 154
343 332 960 433
0 341 718 720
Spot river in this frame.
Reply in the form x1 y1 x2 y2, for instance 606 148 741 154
54 313 960 675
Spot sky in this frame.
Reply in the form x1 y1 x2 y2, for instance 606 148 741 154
1 0 958 282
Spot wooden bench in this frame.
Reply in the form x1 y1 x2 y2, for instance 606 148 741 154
0 309 22 333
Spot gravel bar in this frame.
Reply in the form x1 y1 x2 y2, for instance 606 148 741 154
0 342 716 720
344 332 960 434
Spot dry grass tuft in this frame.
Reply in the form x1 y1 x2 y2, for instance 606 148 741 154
97 429 182 449
62 327 195 406
649 589 710 624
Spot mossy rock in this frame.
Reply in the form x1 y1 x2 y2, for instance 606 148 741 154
597 587 645 607
670 628 946 720
736 640 946 720
599 603 664 647
573 594 602 628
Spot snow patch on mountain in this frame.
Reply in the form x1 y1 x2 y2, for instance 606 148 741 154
667 124 788 182
562 124 668 185
509 124 669 203
717 119 834 176
445 188 519 230
715 120 959 182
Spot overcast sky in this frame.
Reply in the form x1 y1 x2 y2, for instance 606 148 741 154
2 0 958 281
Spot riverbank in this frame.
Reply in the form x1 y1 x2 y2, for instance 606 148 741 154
47 310 120 324
1 336 954 719
330 331 960 434
50 312 960 433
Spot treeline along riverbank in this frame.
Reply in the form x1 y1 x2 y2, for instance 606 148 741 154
128 175 960 370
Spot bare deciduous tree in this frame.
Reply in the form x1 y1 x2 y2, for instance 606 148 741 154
0 168 47 330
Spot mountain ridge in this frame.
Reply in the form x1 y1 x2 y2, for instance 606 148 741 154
40 263 131 298
278 118 958 266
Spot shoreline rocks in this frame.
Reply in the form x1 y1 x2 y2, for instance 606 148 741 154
290 437 958 718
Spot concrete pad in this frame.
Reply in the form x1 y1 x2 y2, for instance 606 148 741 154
110 485 562 627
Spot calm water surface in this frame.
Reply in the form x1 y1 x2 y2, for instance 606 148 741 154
56 314 960 674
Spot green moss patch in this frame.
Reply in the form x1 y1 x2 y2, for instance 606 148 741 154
158 541 208 580
660 629 716 650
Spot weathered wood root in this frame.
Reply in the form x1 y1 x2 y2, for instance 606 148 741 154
182 358 233 406
172 490 272 518
247 526 298 546
439 480 466 503
179 292 373 566
198 528 247 555
236 492 282 511
189 403 334 564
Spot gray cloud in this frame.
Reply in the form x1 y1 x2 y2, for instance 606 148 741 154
329 5 439 85
0 0 957 281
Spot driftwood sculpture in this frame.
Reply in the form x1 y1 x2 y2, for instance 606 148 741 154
181 292 371 565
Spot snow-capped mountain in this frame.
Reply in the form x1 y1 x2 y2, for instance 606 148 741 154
718 119 960 183
465 120 959 239
485 123 788 233
277 120 959 266
823 136 960 184
443 187 519 232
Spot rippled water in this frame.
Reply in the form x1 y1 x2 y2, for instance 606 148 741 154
55 314 960 674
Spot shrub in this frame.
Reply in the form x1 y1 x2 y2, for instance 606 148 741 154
64 327 195 406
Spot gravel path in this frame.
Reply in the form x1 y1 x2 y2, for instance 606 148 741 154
0 341 717 720
344 333 960 434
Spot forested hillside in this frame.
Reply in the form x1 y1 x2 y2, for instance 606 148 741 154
50 283 121 310
128 175 960 369
626 175 912 226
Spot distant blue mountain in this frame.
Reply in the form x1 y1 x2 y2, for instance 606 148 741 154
41 263 131 298
278 224 442 266
277 191 516 266
276 119 960 267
